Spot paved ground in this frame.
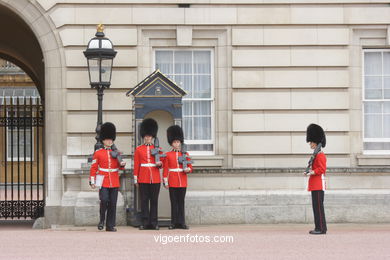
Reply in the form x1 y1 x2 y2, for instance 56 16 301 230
0 221 390 260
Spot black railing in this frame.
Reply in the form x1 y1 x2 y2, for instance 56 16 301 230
0 96 44 219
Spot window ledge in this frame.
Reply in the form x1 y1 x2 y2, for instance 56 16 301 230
357 155 390 166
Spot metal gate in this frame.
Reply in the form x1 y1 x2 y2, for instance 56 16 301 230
0 96 44 219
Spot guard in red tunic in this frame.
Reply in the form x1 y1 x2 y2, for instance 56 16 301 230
305 123 327 235
133 118 163 230
163 125 193 230
89 122 126 232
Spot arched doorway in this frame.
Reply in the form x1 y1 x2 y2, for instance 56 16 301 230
0 0 64 225
0 60 44 219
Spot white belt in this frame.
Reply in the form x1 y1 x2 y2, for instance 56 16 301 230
169 168 183 172
141 163 156 167
99 168 119 172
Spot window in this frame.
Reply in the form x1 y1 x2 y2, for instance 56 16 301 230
363 50 390 154
7 110 34 161
155 50 214 154
1 87 39 161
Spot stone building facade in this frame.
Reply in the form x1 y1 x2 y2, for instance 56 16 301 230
0 0 389 226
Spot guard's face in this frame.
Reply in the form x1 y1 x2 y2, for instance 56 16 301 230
144 135 153 144
172 140 181 150
309 142 317 149
103 139 113 147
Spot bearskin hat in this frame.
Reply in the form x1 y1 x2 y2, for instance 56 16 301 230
306 123 326 148
100 122 116 141
167 125 184 145
140 118 158 138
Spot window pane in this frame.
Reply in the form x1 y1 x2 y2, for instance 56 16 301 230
384 115 390 138
174 51 192 74
7 128 32 160
24 89 35 96
384 102 390 113
364 115 382 138
364 52 382 75
4 89 13 96
183 101 192 116
174 75 192 98
194 51 211 74
365 90 382 100
194 75 211 98
365 76 382 99
186 144 213 151
183 117 193 140
14 89 24 96
364 142 390 150
194 117 211 140
365 76 382 89
384 52 390 75
364 102 382 114
384 77 390 99
194 101 211 116
156 51 173 74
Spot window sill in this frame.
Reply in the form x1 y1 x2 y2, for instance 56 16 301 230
357 155 390 166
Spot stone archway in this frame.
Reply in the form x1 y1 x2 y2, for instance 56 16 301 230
0 0 64 226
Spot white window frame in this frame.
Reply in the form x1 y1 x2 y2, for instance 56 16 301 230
362 49 390 155
153 48 215 155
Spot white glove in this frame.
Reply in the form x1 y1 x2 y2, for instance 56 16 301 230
305 170 315 176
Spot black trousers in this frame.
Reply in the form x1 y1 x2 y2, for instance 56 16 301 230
311 190 327 232
99 187 118 229
139 183 160 226
169 187 187 225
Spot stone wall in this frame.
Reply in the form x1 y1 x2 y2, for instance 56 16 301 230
54 168 390 227
32 0 390 170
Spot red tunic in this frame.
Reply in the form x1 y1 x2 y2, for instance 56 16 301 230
308 152 327 191
133 144 163 184
163 150 193 188
89 148 124 188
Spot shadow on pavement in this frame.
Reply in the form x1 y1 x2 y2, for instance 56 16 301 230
0 220 34 230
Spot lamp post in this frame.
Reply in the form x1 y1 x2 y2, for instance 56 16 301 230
84 24 117 151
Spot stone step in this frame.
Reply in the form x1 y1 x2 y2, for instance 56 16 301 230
185 189 390 224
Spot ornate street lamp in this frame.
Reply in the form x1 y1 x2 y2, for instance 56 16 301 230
84 24 117 151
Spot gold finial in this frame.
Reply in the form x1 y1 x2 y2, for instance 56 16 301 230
97 24 104 33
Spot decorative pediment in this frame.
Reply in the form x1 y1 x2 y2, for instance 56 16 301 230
126 70 187 98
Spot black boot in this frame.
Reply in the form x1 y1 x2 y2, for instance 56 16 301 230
139 225 147 230
178 224 189 230
150 224 159 230
309 230 326 235
181 224 189 230
98 221 104 230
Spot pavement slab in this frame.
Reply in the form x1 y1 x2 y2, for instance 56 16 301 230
0 222 390 260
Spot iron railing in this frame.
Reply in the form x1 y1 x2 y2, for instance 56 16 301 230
0 96 44 219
